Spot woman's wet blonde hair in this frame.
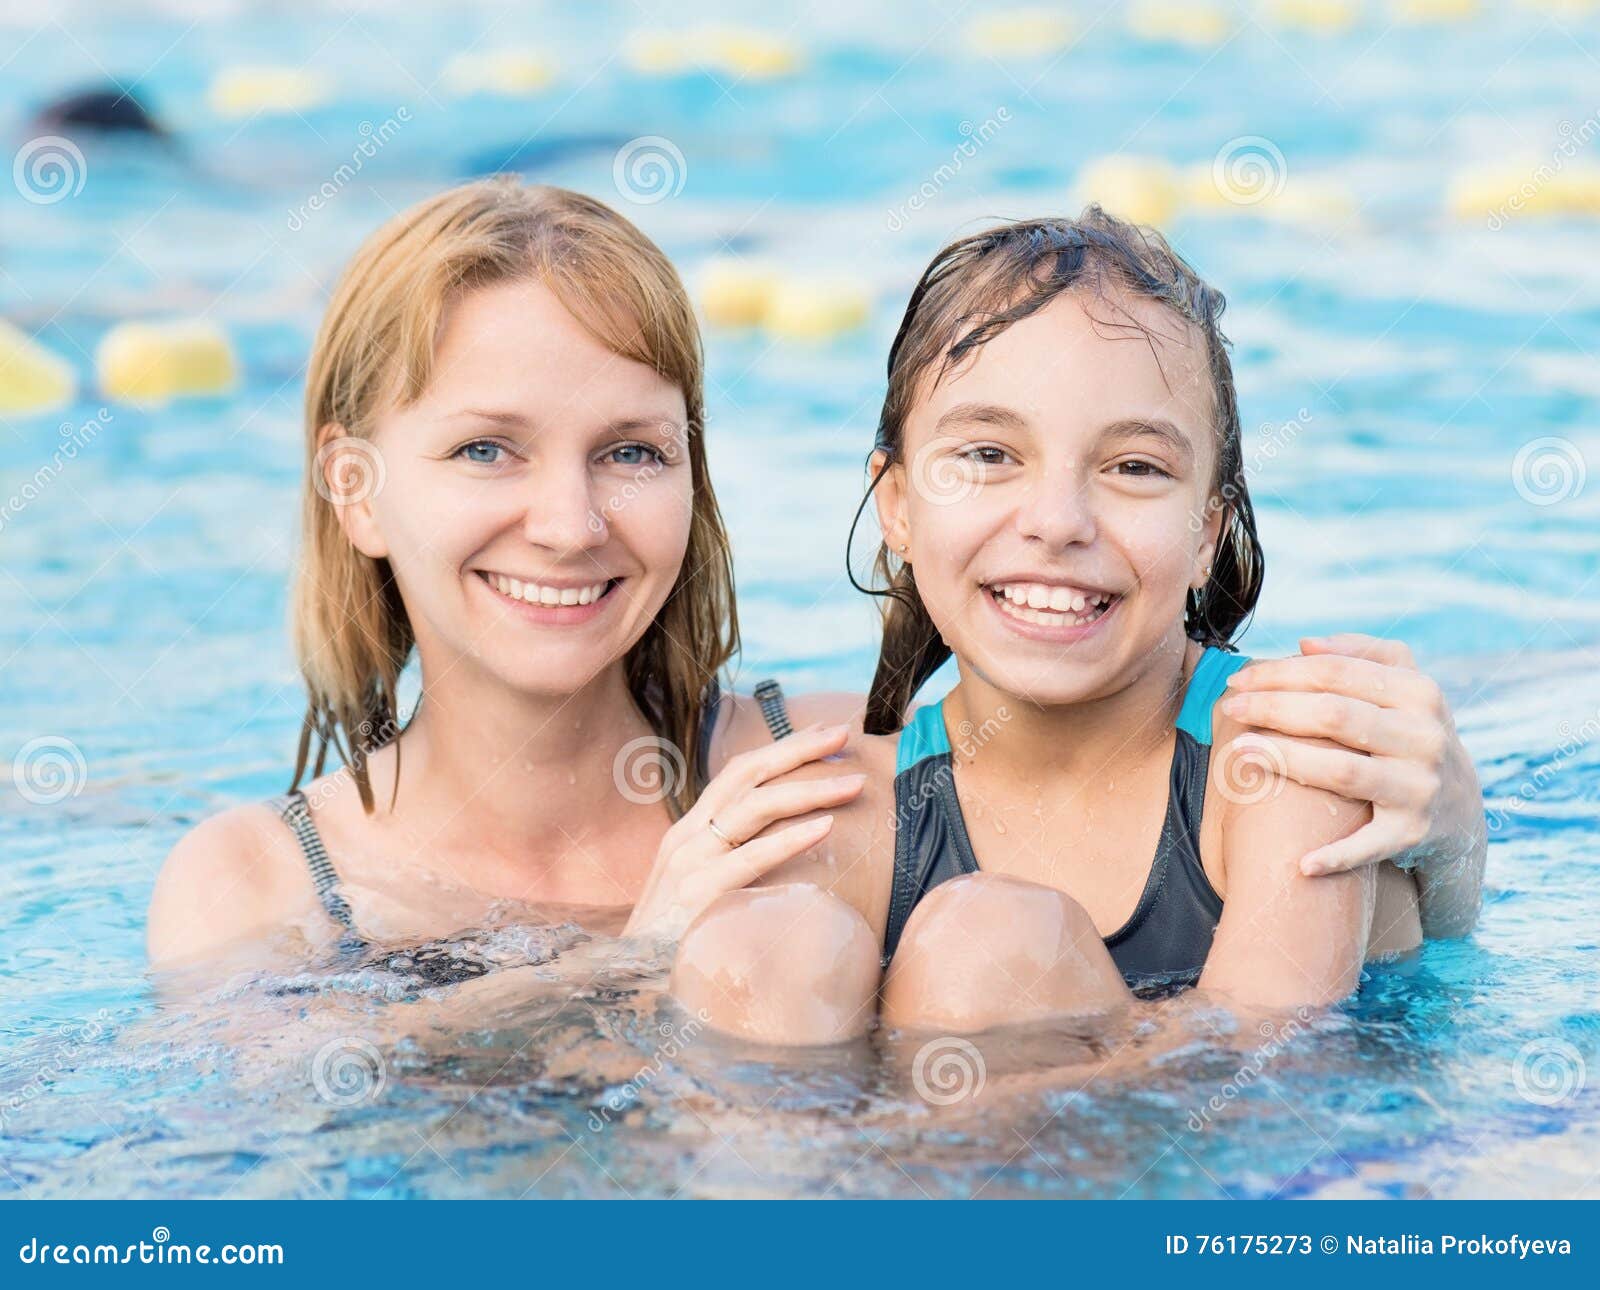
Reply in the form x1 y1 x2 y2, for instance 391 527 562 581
291 176 737 816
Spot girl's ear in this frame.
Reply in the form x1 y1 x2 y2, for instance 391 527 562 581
870 448 912 557
1192 495 1225 590
317 423 389 560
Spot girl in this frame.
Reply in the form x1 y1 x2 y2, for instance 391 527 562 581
670 208 1452 1043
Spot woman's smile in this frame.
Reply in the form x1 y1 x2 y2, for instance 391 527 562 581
473 568 625 626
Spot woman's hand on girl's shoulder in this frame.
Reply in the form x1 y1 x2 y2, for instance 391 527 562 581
1198 704 1377 1009
1212 636 1483 890
623 724 875 943
146 803 316 970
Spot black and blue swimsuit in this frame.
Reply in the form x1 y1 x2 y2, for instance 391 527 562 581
882 646 1252 990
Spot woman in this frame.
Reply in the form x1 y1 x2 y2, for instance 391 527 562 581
147 180 1483 989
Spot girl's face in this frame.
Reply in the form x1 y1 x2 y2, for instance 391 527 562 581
877 288 1223 706
333 279 694 698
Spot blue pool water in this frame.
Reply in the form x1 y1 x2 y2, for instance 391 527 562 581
2 1 1599 1198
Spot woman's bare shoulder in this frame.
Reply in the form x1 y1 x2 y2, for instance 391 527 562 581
146 799 323 969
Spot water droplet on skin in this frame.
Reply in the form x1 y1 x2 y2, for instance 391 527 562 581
993 818 1007 835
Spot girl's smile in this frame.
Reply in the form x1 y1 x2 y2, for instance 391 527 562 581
982 577 1122 642
473 570 625 626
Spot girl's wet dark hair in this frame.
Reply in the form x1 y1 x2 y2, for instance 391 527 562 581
854 205 1264 735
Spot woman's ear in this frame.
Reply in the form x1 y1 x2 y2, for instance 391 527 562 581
870 448 912 558
316 423 389 560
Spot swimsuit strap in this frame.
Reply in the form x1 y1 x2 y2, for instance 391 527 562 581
752 678 794 740
265 789 361 937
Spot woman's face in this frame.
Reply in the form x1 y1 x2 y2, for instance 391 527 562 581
877 288 1223 707
332 279 694 698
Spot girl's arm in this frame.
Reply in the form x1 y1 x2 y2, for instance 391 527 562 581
1197 716 1379 1010
1218 634 1485 938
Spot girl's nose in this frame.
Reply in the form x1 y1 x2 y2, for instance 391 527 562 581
1013 466 1096 548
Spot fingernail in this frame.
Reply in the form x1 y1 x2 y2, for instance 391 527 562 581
813 813 835 829
1301 859 1324 875
1221 697 1246 717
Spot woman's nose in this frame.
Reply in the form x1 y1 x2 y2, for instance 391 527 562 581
519 462 609 554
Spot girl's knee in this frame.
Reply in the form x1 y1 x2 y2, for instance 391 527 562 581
669 884 881 1045
881 873 1129 1032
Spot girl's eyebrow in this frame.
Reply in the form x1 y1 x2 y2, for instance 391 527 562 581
933 401 1029 432
1101 417 1195 464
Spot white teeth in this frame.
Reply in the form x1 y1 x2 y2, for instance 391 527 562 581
988 581 1114 628
483 574 611 608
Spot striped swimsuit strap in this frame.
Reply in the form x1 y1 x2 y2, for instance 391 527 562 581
265 789 360 936
752 678 794 739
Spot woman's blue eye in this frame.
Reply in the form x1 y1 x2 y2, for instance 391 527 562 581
456 440 504 465
608 443 667 468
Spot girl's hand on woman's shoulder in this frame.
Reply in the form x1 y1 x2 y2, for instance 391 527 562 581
623 725 868 942
1212 634 1484 890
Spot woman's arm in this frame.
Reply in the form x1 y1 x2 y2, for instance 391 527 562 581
1197 717 1378 1009
1218 634 1485 938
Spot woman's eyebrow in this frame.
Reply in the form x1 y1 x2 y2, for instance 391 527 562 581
933 401 1029 432
449 408 530 428
1101 417 1195 463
